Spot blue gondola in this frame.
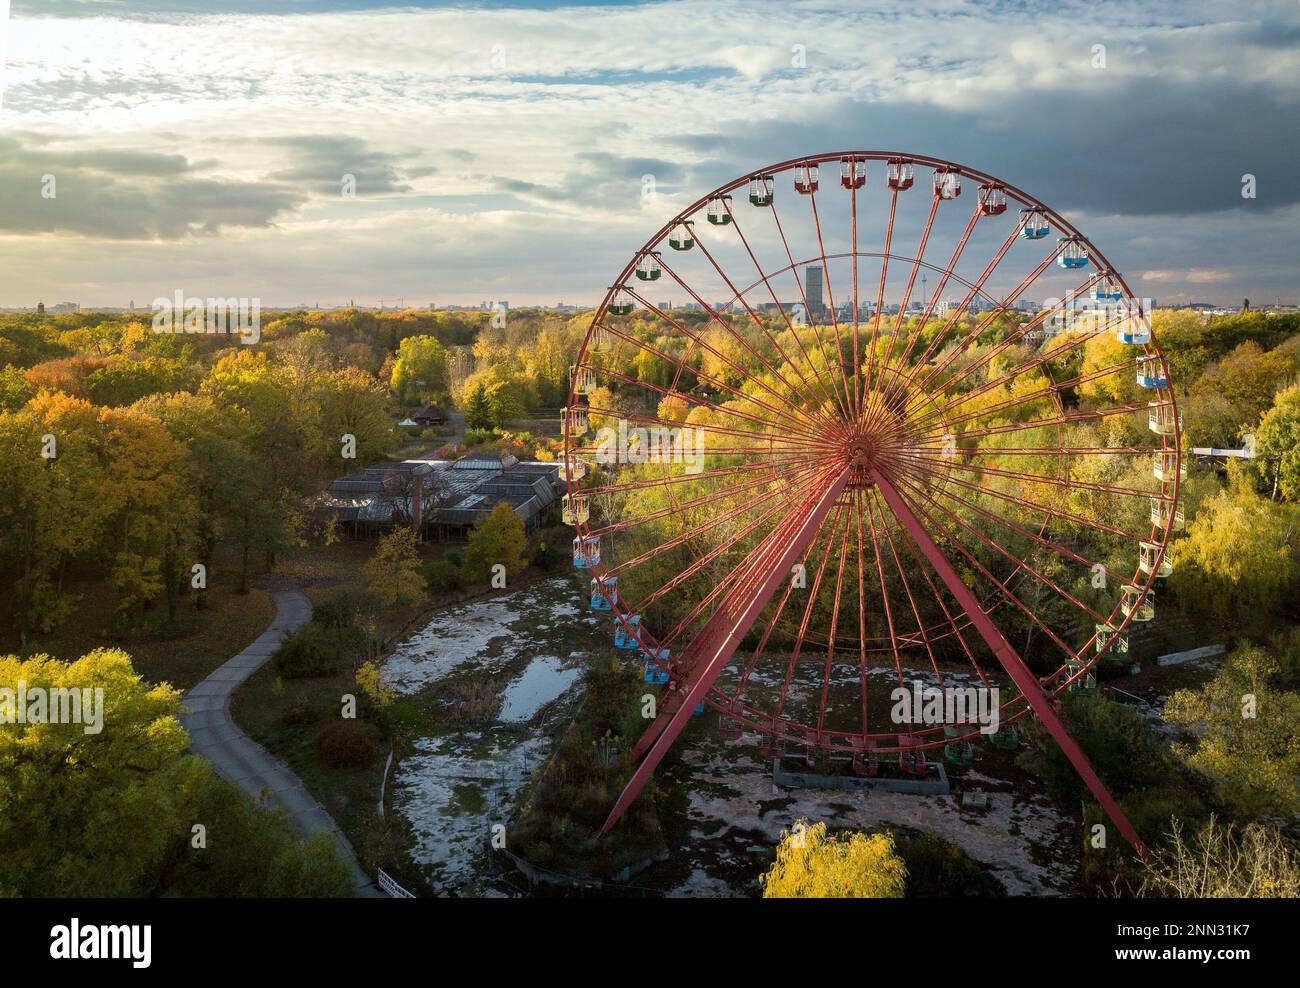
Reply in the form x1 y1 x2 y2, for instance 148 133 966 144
1057 236 1089 270
1136 357 1168 389
590 576 617 611
643 646 670 684
572 534 600 570
614 613 642 650
1019 207 1050 240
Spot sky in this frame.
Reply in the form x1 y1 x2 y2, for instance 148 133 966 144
0 0 1297 309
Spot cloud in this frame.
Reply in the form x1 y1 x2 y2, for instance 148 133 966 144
0 0 1297 304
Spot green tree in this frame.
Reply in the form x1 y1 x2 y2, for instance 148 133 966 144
760 820 907 898
463 502 528 585
390 334 449 403
1254 385 1300 501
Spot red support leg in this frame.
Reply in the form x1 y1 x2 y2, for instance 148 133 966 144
871 469 1150 861
600 465 852 835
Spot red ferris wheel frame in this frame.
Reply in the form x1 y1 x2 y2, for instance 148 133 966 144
563 151 1182 860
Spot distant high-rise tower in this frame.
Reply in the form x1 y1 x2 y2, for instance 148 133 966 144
804 265 823 316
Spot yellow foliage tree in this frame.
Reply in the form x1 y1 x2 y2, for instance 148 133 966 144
760 820 907 898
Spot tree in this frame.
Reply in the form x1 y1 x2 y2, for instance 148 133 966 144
1254 385 1300 501
1163 643 1300 817
760 820 907 898
463 502 528 585
0 647 353 897
1170 481 1300 634
463 381 493 431
390 334 449 403
362 527 425 610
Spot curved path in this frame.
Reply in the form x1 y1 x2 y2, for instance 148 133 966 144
180 587 382 897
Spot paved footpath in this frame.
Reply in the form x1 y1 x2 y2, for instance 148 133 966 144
180 587 382 897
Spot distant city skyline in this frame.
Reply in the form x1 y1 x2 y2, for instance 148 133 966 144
1 1 1298 308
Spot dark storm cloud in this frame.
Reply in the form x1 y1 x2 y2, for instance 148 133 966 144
667 74 1300 221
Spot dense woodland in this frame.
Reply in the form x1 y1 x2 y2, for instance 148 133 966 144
2 303 1299 896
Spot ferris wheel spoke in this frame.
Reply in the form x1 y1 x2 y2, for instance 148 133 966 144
887 224 1023 398
906 306 1136 436
772 502 849 727
914 274 1107 404
898 452 1160 502
806 189 855 419
650 260 843 432
609 298 832 438
604 466 821 584
705 205 849 422
649 463 839 649
864 194 940 424
871 468 1149 859
582 402 838 454
892 460 1144 542
585 462 819 539
909 401 1154 447
861 482 911 723
865 188 898 406
891 517 995 693
908 244 1069 398
814 501 856 740
869 487 947 689
868 202 981 427
893 458 1133 586
586 332 830 444
601 467 852 834
851 493 871 740
720 199 852 420
889 471 1109 629
850 182 862 421
768 200 858 420
911 354 1146 439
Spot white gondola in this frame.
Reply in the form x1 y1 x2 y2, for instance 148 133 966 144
635 252 662 281
561 493 589 526
1095 623 1129 656
977 183 1006 215
562 405 589 435
571 364 596 394
933 167 961 200
1138 541 1173 578
668 221 695 251
793 162 819 194
1148 401 1180 436
1152 449 1186 482
1151 497 1185 532
589 323 611 353
840 157 867 189
706 195 733 225
1116 310 1152 345
1120 584 1155 622
886 159 914 190
572 534 600 569
607 286 634 315
1057 236 1088 270
748 174 774 206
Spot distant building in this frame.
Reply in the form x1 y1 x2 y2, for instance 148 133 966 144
320 452 562 540
411 403 448 427
804 266 823 316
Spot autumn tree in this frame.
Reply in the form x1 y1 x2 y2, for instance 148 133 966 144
760 820 907 898
362 527 425 610
1254 384 1300 501
462 502 528 586
390 334 449 403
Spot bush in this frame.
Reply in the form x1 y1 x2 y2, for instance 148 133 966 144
420 557 462 595
273 622 360 679
316 719 384 769
311 593 358 631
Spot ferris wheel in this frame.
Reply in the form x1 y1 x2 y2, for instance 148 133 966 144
561 152 1182 858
